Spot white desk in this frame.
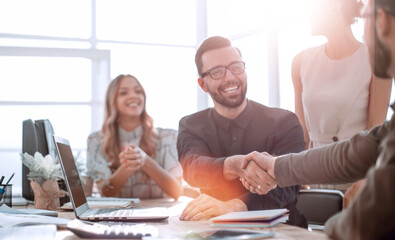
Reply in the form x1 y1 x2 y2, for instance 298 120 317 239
51 197 330 240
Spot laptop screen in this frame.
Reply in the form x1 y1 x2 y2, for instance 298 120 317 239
55 139 87 209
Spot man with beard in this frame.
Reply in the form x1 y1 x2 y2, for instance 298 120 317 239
238 0 395 239
177 36 306 227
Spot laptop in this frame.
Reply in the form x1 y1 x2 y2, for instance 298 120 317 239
53 135 168 222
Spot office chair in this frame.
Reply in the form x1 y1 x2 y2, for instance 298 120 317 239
296 189 344 230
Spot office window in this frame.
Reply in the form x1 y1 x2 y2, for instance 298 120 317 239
0 50 109 195
0 57 91 102
96 0 196 45
233 34 269 105
0 0 91 38
97 43 197 129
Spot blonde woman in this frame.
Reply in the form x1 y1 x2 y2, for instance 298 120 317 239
291 0 391 204
86 74 182 200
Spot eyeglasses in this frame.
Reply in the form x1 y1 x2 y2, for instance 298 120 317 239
201 61 246 80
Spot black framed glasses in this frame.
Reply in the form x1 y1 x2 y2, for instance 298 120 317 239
201 61 246 79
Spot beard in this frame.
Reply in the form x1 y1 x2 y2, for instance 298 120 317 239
374 30 392 78
208 80 247 108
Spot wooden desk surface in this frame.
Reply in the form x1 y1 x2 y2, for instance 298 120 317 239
48 197 330 240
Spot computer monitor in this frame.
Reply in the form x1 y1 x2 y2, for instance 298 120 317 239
22 119 57 201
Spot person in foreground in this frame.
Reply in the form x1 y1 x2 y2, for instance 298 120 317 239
240 1 395 239
86 74 183 199
177 36 306 227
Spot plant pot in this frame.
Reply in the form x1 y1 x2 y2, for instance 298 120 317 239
30 180 67 210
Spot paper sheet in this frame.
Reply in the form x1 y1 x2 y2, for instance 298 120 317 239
0 204 58 216
0 225 57 240
0 212 70 228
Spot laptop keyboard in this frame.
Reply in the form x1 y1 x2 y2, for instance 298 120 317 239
86 208 135 219
67 219 158 239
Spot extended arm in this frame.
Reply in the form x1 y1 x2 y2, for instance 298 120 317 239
177 117 234 190
140 156 182 200
275 124 387 186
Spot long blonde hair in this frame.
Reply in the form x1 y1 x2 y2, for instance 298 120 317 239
101 74 158 172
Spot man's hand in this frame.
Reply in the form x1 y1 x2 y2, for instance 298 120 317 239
239 151 277 195
241 151 276 179
179 194 247 221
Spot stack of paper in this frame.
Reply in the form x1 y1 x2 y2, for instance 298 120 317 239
209 209 289 228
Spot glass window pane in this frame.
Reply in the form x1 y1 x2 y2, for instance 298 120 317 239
0 105 91 149
0 151 22 195
0 57 91 102
207 0 268 37
0 0 91 38
96 0 196 46
0 38 90 49
278 21 326 112
97 43 197 130
233 34 269 105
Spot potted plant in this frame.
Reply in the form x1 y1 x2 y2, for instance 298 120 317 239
20 152 67 210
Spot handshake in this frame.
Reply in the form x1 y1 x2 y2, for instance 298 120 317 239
232 151 278 195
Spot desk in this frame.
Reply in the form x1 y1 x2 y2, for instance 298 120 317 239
46 197 330 240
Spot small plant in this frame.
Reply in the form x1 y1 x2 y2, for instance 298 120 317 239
20 152 64 185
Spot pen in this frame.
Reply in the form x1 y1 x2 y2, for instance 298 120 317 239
0 173 13 201
5 173 14 185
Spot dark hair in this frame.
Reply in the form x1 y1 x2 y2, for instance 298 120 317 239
195 36 242 76
376 0 395 16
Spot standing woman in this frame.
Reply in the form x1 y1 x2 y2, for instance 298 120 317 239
291 0 391 193
86 74 183 200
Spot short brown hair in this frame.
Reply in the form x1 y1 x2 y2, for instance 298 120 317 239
195 36 241 76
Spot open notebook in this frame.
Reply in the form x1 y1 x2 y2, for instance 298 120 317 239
53 135 168 222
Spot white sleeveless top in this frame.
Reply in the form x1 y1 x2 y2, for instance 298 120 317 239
300 43 371 148
300 43 371 191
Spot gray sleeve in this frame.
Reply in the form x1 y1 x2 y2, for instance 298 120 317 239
274 124 388 187
86 132 112 181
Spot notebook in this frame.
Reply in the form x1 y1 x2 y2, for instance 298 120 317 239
209 209 289 228
53 135 168 222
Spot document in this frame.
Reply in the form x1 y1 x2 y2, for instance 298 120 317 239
0 212 70 228
209 209 289 228
0 225 57 240
0 204 58 216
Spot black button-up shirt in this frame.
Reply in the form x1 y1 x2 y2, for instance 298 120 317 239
178 100 306 226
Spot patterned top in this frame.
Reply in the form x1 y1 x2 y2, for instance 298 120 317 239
86 126 183 199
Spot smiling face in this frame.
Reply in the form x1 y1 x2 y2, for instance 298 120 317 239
116 76 145 120
198 46 247 109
